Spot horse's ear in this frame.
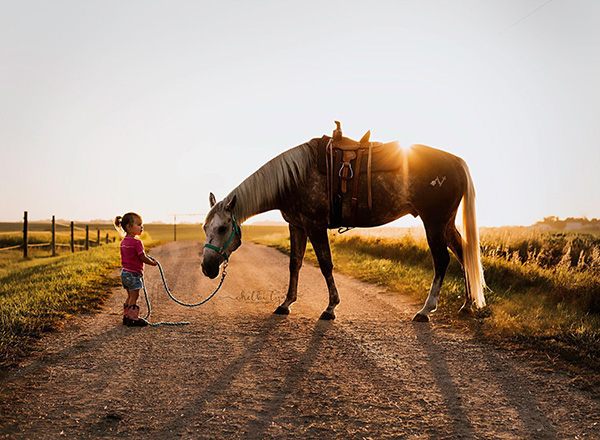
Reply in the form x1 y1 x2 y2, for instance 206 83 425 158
225 195 237 212
209 192 217 208
360 130 371 144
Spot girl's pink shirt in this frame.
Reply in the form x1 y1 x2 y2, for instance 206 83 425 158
120 236 145 274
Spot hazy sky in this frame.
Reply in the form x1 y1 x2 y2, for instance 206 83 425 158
1 0 598 226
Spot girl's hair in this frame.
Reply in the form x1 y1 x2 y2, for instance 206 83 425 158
114 212 142 236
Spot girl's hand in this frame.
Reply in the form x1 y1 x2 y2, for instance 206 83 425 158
142 255 158 266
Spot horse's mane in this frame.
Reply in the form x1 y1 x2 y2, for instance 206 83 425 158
218 138 322 223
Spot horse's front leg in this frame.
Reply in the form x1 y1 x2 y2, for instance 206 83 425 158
274 223 307 315
306 226 340 320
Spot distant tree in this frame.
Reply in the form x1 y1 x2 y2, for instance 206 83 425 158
533 216 600 233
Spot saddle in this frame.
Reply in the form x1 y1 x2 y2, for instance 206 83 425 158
317 121 402 227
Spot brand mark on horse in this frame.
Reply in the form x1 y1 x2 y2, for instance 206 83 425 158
430 176 447 187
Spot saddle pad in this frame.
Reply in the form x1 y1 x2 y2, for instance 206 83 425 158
317 137 403 175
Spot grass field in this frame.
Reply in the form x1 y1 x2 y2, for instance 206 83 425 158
142 223 288 244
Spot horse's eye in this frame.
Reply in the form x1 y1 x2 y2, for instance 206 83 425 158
218 226 227 234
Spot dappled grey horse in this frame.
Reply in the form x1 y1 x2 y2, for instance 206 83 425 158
201 122 485 321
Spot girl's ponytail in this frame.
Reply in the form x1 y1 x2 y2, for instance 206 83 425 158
114 216 124 236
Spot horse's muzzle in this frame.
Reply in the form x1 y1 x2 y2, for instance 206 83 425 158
201 261 220 279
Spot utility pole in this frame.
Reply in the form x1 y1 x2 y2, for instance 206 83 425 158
23 211 28 258
51 215 56 256
168 214 205 242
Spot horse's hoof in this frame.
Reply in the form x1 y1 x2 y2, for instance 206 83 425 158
458 306 473 316
273 306 290 315
412 313 430 322
319 311 336 320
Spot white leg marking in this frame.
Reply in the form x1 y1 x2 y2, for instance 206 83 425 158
417 278 443 317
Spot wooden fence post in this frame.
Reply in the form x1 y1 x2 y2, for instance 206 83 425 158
106 233 109 244
52 215 56 257
97 229 100 246
23 211 28 258
70 222 74 253
85 225 89 251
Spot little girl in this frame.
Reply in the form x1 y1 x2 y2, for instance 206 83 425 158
114 212 157 327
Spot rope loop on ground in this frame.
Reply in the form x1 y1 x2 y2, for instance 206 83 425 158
140 256 228 327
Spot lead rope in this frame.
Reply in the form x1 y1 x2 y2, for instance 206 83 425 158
139 256 228 327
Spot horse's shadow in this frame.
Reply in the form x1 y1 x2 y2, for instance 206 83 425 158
245 319 334 438
412 321 558 438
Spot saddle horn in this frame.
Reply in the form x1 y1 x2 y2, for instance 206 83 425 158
333 121 343 140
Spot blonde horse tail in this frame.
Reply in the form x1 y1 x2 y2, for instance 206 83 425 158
459 158 486 308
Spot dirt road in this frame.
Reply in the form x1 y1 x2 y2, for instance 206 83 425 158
1 242 599 439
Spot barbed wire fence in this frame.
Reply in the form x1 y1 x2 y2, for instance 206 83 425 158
0 211 116 258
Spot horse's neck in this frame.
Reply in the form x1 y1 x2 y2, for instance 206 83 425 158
225 142 315 223
227 172 281 223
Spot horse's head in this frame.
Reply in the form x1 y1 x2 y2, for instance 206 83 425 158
201 193 242 279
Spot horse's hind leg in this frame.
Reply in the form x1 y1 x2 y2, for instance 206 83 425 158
275 223 307 315
413 222 450 322
305 226 340 320
446 224 473 314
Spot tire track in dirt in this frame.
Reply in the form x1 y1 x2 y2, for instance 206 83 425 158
1 241 599 439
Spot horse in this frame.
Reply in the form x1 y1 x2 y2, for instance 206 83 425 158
201 122 486 322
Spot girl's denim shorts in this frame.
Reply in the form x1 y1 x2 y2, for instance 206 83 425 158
121 270 143 291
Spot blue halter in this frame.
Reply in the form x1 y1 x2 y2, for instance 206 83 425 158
204 214 242 262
